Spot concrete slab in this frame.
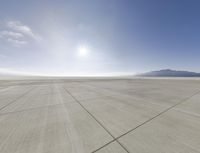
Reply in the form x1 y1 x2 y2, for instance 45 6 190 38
0 86 32 100
80 97 167 137
87 79 200 108
0 86 77 114
0 86 33 110
0 103 113 153
119 110 200 153
174 93 200 117
0 77 200 153
124 87 199 107
65 87 103 101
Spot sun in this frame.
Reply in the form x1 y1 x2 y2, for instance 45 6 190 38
78 46 89 57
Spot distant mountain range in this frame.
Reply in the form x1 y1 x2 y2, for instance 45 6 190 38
137 69 200 77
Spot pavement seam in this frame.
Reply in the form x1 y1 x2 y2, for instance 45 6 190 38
0 88 105 116
0 94 108 116
83 81 200 121
114 89 200 140
0 86 35 112
1 80 199 153
63 87 130 153
81 82 200 150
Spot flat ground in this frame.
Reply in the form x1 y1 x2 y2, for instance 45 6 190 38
0 77 200 153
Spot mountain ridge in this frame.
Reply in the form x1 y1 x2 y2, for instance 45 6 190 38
136 69 200 77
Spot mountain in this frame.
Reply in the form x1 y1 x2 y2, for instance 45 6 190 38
136 69 200 77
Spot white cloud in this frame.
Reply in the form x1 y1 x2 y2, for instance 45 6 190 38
0 31 24 39
7 21 39 40
7 38 28 46
0 20 41 47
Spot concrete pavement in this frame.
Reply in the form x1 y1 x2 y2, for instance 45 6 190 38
0 77 200 153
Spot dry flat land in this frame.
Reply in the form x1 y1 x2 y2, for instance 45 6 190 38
0 77 200 153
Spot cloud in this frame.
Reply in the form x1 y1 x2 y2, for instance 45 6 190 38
0 20 41 46
0 31 24 39
7 21 39 40
7 38 28 46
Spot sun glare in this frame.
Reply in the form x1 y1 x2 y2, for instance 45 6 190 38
78 46 89 57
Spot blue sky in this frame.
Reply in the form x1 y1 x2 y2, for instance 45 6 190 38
0 0 200 75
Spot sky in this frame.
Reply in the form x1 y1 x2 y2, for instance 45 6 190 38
0 0 200 76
